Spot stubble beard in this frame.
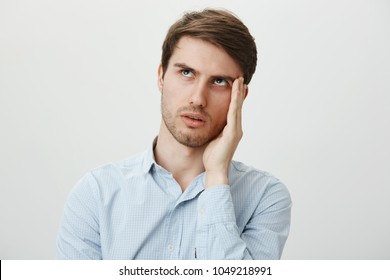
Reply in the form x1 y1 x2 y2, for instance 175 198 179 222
161 97 225 148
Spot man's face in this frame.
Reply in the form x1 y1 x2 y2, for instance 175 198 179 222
158 36 244 148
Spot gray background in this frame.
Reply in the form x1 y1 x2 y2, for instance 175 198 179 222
1 0 389 259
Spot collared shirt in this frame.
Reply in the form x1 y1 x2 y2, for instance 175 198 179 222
57 142 292 259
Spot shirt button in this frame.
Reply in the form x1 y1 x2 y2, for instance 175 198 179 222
167 244 175 252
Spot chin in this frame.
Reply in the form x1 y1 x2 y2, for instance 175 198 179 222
174 129 221 148
176 135 211 148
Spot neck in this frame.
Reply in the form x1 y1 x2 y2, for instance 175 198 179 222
154 120 206 191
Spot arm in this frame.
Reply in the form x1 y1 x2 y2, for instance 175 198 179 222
56 173 102 259
203 77 246 187
199 78 291 259
195 179 291 259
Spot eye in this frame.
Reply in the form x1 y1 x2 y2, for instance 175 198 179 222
181 69 193 77
213 78 228 86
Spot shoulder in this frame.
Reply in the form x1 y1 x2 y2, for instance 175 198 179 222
230 160 284 187
229 160 291 205
90 150 147 178
69 150 148 200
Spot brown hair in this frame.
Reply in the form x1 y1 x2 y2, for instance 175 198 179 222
161 9 258 84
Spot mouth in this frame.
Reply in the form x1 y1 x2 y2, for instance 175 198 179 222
182 113 206 121
180 113 207 128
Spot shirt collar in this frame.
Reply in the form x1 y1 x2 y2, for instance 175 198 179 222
142 137 158 174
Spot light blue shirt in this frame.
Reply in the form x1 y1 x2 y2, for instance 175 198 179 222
57 142 292 259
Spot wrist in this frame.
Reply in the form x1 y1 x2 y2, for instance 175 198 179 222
205 171 228 188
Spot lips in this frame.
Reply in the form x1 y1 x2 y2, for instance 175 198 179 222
182 113 206 121
180 113 206 128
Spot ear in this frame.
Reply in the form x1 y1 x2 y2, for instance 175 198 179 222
244 84 249 99
157 64 164 93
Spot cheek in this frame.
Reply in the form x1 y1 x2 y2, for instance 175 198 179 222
209 96 231 122
161 87 184 116
161 92 174 112
162 77 188 102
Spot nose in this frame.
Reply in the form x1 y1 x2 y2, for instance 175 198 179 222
188 80 208 108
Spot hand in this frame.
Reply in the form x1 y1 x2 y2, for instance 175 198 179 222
203 77 247 187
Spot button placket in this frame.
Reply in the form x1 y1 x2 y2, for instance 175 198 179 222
164 203 183 258
167 244 175 252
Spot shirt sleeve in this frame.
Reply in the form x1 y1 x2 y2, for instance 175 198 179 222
56 172 102 259
195 181 292 259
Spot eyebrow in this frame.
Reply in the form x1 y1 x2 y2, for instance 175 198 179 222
173 63 235 83
174 63 197 75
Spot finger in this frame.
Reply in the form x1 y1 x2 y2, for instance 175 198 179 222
228 77 245 124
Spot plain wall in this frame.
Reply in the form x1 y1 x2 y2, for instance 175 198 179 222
0 0 389 259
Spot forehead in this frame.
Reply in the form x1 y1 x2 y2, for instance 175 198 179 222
169 36 243 78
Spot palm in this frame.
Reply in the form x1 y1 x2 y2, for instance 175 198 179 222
203 78 246 187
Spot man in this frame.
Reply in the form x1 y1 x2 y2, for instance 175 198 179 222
57 9 291 260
